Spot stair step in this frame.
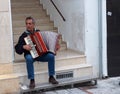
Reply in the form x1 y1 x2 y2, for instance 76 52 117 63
14 54 84 73
14 49 81 62
12 20 53 27
14 41 67 53
13 32 61 45
0 74 19 94
11 1 41 7
0 74 18 80
17 63 93 85
12 7 43 11
13 29 58 36
13 26 55 34
13 30 61 44
12 7 45 14
13 49 85 73
11 0 38 3
0 63 13 75
21 75 94 93
12 12 47 18
12 13 48 21
11 2 41 8
58 41 67 51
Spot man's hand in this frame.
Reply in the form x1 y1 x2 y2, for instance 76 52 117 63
23 45 32 51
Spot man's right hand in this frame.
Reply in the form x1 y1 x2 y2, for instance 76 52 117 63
23 45 32 51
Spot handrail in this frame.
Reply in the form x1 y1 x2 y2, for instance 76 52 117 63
50 0 66 21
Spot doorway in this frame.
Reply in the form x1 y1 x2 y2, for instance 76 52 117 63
107 0 120 77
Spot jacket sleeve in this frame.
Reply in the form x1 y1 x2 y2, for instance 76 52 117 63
15 33 26 55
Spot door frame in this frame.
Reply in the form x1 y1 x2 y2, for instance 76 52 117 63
98 0 108 78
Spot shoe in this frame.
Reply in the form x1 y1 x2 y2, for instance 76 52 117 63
49 76 59 84
29 79 35 89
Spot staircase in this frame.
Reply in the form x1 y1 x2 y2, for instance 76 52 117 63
10 0 93 93
0 63 19 94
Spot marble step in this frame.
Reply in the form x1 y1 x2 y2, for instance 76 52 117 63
14 41 67 53
13 28 58 44
13 31 62 44
12 7 45 14
13 26 56 34
11 3 41 8
13 49 85 73
12 13 48 21
11 0 38 3
20 73 94 93
0 74 19 94
12 12 47 19
11 1 41 8
13 29 58 37
0 63 13 75
13 16 51 24
12 20 53 27
16 63 93 85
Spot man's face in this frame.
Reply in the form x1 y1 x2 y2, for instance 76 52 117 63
26 19 35 31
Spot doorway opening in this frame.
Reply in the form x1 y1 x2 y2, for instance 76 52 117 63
107 0 120 77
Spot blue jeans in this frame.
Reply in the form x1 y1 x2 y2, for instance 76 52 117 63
24 53 55 79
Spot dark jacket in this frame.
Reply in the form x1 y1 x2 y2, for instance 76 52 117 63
15 29 40 56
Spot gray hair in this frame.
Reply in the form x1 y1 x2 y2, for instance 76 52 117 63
25 16 35 24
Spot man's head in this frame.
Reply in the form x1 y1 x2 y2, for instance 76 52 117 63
25 16 35 32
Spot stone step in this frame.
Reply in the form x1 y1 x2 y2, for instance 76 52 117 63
12 12 47 18
11 0 39 3
13 49 85 73
0 63 13 75
12 7 43 11
11 0 38 3
0 74 19 94
13 41 66 53
11 1 41 8
13 26 55 34
13 28 58 44
14 41 67 54
17 63 93 85
13 28 58 35
14 49 78 63
20 67 94 93
12 20 54 27
13 30 61 43
12 13 48 21
15 16 50 23
12 7 45 14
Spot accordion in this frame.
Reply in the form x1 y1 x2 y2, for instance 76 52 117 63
24 31 60 58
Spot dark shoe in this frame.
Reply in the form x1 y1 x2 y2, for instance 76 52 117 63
49 76 59 84
29 79 35 89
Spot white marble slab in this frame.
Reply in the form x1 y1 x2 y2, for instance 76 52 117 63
0 0 9 12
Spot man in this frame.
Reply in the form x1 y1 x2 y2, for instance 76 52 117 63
15 16 59 89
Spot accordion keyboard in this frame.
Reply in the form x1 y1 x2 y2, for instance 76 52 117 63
24 36 39 58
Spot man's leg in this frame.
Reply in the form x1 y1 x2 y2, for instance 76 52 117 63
36 53 58 84
24 54 35 88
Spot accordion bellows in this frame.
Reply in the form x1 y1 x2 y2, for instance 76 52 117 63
24 31 60 58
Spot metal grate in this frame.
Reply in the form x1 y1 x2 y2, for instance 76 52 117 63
56 71 73 79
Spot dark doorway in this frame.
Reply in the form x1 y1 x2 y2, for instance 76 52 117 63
107 0 120 77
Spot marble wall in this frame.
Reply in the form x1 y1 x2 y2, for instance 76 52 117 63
0 0 13 63
40 0 85 53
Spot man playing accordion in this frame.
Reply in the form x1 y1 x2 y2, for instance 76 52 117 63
15 16 59 89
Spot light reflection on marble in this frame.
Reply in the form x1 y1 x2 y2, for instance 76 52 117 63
14 49 85 63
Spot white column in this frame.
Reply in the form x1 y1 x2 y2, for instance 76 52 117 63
101 0 108 77
0 0 14 63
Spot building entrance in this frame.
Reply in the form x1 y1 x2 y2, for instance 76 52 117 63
107 0 120 77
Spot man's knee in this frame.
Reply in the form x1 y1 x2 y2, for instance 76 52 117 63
47 53 55 61
25 54 34 62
